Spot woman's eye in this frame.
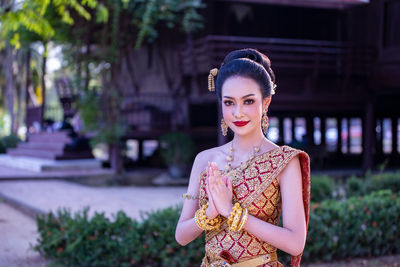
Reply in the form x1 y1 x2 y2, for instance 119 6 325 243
224 101 233 106
244 99 254 104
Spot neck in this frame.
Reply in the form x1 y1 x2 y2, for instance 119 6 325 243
231 128 266 153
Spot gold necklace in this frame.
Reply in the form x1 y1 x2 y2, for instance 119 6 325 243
224 141 262 174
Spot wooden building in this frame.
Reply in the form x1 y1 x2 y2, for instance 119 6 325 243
120 0 400 170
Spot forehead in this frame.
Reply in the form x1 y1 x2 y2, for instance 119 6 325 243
221 76 262 98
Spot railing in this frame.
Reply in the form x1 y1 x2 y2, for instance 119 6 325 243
182 35 375 76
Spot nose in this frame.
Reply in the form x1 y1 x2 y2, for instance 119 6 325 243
233 104 244 119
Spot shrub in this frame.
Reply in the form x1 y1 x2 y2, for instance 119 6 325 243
310 175 337 203
304 190 400 262
138 207 204 266
367 172 400 194
344 175 366 197
345 172 400 198
0 134 20 153
35 191 400 265
34 206 204 267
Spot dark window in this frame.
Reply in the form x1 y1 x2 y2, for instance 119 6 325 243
383 0 400 47
189 103 218 127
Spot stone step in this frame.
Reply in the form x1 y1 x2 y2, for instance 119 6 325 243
18 142 65 152
28 132 71 143
0 155 102 172
7 148 93 160
7 148 58 159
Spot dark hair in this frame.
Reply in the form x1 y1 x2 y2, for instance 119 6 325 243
215 48 276 101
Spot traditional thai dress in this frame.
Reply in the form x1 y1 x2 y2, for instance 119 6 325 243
198 146 310 267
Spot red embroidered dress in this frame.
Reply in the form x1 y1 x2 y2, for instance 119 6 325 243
199 146 310 267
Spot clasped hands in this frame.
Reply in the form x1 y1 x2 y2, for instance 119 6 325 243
206 162 234 219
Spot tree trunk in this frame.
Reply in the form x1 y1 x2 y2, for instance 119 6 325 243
84 42 91 91
105 62 124 174
4 45 16 134
14 49 24 135
40 43 47 127
25 48 31 138
109 143 123 174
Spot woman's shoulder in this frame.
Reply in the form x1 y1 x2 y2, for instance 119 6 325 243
194 144 230 169
195 145 226 163
187 146 223 184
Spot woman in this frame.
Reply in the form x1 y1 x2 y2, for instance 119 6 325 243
175 48 310 267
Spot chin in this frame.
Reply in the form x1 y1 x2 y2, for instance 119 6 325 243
231 127 253 136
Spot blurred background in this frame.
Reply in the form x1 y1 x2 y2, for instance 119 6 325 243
1 0 399 176
1 1 400 266
1 0 399 175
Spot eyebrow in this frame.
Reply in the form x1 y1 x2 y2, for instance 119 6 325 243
223 94 255 99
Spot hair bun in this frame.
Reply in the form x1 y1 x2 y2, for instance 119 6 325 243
245 51 259 62
222 48 275 84
215 48 277 100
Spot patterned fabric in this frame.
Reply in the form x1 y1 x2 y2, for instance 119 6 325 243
199 145 310 267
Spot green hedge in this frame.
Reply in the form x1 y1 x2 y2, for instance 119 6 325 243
34 207 204 267
304 190 400 262
310 172 400 203
310 175 337 203
0 134 20 153
345 172 400 198
35 190 400 266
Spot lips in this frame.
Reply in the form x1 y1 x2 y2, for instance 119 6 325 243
233 121 249 127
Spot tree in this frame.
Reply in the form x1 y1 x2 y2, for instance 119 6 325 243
0 0 205 174
55 0 205 174
0 0 103 134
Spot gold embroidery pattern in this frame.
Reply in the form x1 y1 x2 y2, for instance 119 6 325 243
198 146 303 266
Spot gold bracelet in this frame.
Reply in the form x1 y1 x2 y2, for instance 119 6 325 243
227 203 241 225
182 193 199 200
237 208 248 232
227 203 244 239
195 203 222 231
230 207 242 231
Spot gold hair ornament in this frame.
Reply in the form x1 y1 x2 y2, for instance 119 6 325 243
271 82 277 95
208 68 219 91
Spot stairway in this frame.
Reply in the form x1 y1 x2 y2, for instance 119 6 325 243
7 131 94 160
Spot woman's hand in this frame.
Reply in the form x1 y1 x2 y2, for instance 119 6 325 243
206 163 219 219
208 162 233 217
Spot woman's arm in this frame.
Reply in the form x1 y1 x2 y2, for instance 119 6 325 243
175 151 207 246
242 156 306 256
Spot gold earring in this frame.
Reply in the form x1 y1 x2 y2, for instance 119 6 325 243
221 118 228 136
262 112 269 134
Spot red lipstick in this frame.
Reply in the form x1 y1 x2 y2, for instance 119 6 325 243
233 121 249 127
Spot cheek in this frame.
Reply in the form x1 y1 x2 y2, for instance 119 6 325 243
246 105 262 117
222 105 231 118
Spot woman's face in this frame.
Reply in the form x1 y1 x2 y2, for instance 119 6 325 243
221 76 270 136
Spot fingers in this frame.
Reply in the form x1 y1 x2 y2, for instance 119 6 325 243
208 162 228 193
227 176 233 192
207 163 218 196
210 162 223 182
206 176 213 201
211 162 221 177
